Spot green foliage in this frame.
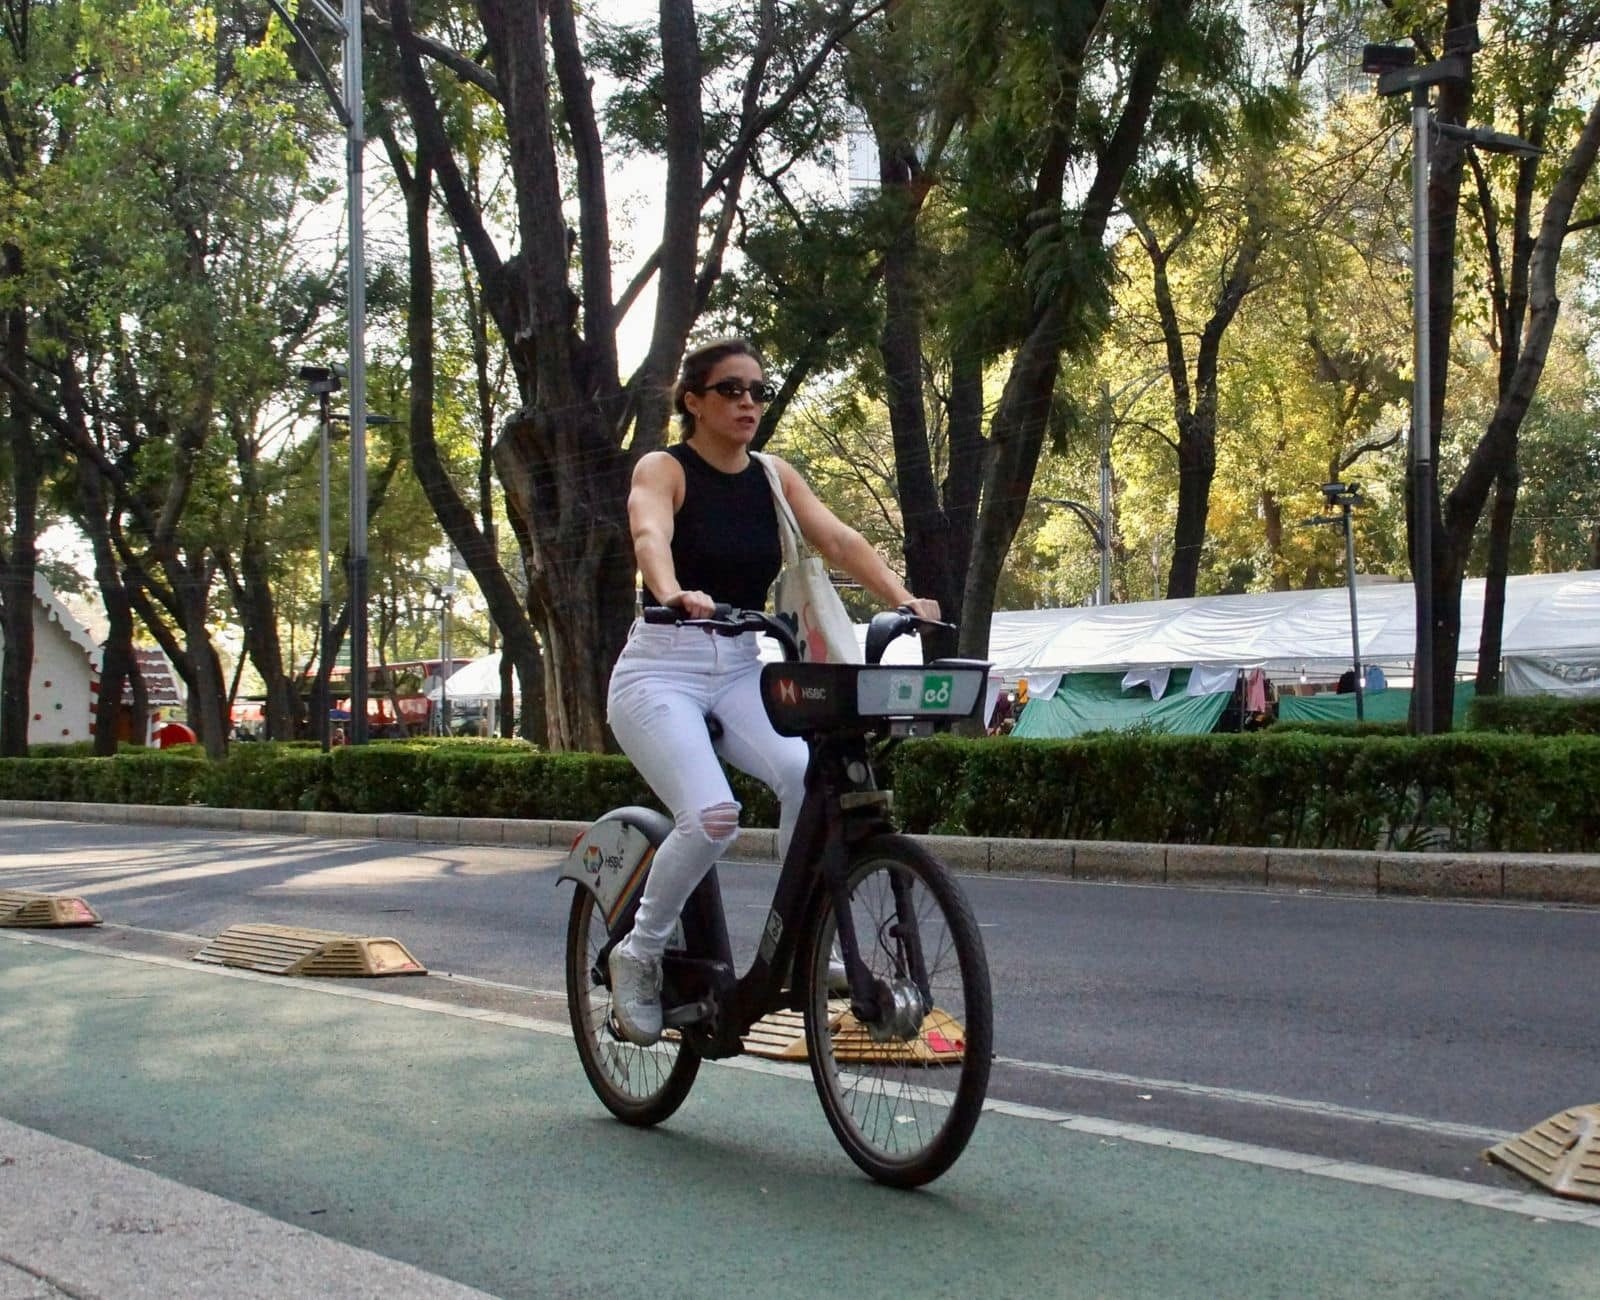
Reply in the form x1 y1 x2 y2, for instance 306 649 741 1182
890 730 1600 852
1266 720 1411 738
0 740 781 828
1466 694 1600 736
0 749 207 804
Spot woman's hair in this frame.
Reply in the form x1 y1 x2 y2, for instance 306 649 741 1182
673 337 763 440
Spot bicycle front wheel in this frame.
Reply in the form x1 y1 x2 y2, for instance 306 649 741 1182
565 885 699 1126
803 835 993 1187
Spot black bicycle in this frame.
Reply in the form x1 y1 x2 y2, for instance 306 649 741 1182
558 606 994 1187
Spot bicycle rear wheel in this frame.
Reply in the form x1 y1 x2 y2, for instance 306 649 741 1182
565 885 699 1126
803 834 992 1187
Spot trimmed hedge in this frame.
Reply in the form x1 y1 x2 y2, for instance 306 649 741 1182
1266 720 1410 738
1465 694 1600 736
0 740 780 828
0 748 208 805
887 732 1600 852
5 732 1596 853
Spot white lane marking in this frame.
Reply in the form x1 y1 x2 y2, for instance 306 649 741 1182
992 1056 1512 1145
5 929 1596 1230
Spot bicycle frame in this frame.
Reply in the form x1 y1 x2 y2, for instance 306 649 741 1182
561 729 895 1060
557 607 987 1060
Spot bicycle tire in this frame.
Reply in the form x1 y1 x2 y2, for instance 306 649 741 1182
802 834 993 1187
565 885 700 1126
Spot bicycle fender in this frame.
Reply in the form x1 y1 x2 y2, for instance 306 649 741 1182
555 806 670 928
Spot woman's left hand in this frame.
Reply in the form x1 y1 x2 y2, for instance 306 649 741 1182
900 596 941 621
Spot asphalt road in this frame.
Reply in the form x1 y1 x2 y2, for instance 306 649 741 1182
4 816 1597 1193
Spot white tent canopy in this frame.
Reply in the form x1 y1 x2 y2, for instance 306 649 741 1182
566 570 1600 700
432 651 516 702
974 570 1600 688
752 571 1598 692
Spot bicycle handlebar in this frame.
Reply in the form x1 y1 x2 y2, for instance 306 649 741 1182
641 604 953 665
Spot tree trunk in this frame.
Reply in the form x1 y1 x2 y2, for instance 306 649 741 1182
1432 65 1600 731
74 461 138 755
494 411 633 751
960 304 1066 657
1167 414 1216 598
1474 467 1518 697
382 128 550 743
229 542 298 741
1 282 37 757
1261 489 1290 591
877 130 956 658
1412 0 1479 734
170 559 229 759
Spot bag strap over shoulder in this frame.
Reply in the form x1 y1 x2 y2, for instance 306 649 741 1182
752 451 804 566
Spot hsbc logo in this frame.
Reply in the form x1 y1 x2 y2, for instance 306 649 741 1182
774 678 826 704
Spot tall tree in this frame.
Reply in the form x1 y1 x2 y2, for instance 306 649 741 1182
376 0 885 749
0 1 324 756
1444 2 1600 698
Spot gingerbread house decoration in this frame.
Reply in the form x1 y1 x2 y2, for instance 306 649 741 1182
0 575 100 745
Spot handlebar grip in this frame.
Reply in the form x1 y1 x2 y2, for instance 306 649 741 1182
642 603 738 624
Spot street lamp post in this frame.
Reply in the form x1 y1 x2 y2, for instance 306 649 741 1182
1097 384 1113 608
267 0 369 740
1304 482 1368 721
343 0 371 745
1036 497 1110 606
1361 27 1534 734
432 584 456 736
297 365 343 752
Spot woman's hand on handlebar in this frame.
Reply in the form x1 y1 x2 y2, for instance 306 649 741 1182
898 596 941 622
665 589 718 619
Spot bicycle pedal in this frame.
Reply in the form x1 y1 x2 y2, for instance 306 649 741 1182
662 999 713 1029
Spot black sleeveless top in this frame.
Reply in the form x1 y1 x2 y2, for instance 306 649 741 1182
641 442 782 611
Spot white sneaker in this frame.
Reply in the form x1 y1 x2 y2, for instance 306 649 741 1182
608 943 663 1046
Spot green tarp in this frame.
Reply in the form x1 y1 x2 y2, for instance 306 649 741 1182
1277 682 1475 726
1012 670 1231 738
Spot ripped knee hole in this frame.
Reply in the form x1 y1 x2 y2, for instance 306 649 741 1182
679 802 740 842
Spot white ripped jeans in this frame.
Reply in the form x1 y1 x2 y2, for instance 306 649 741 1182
606 619 809 960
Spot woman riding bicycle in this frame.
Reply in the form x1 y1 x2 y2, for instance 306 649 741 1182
606 337 939 1046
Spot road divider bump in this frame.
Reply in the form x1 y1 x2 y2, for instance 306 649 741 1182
1487 1103 1600 1203
0 889 101 928
193 923 426 978
742 1004 966 1065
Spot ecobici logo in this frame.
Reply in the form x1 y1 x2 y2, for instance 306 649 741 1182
921 674 954 709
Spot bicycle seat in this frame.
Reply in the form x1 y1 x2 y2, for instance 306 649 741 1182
759 659 990 738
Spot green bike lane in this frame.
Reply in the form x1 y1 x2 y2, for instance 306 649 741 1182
3 934 1597 1300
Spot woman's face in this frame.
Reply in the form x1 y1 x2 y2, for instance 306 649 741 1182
683 353 765 448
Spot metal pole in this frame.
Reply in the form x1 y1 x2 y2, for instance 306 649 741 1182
439 595 452 737
318 390 332 752
1098 381 1112 606
1411 88 1435 735
344 0 370 744
1343 501 1365 722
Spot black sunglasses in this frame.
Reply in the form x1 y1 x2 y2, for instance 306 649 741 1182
699 378 777 404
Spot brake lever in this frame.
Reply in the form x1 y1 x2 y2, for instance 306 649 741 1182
895 607 956 636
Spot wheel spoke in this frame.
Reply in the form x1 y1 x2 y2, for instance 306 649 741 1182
805 840 991 1185
566 886 698 1125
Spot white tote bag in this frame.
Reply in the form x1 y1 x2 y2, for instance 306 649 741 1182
753 453 861 664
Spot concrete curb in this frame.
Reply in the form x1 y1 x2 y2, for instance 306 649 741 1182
4 800 1599 905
